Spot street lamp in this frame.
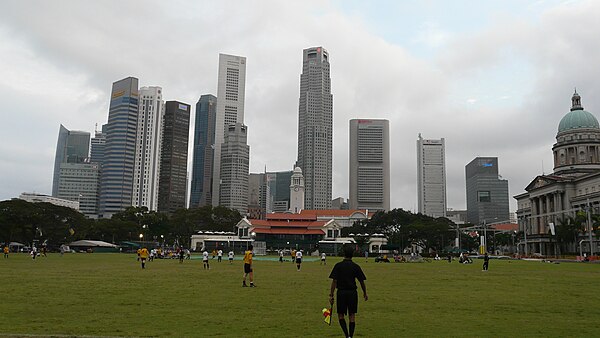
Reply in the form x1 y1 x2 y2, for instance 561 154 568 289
455 223 461 253
586 199 595 257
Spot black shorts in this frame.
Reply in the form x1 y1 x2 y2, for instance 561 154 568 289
244 263 252 273
336 289 358 315
296 258 302 264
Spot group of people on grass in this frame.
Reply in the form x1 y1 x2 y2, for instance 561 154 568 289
132 244 367 337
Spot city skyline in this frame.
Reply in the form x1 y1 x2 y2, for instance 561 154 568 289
2 1 600 213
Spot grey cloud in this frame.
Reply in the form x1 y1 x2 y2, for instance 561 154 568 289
2 0 600 215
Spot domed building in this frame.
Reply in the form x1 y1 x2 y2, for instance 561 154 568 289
515 91 600 256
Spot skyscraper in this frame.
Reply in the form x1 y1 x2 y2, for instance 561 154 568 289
466 157 509 224
247 173 264 219
247 170 294 218
417 134 447 218
190 94 217 208
219 123 249 215
268 170 293 213
132 86 164 211
57 162 100 218
349 119 390 212
212 54 246 207
90 124 106 165
296 46 333 210
52 124 99 218
98 77 139 218
158 101 191 213
52 124 90 196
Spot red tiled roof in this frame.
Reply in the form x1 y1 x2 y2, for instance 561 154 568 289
490 223 518 231
252 228 325 235
250 219 326 228
265 213 317 221
300 209 369 218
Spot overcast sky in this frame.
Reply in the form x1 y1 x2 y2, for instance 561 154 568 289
2 0 600 213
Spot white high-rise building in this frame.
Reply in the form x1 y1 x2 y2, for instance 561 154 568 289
212 53 246 206
417 134 447 218
349 119 390 212
296 46 333 210
132 86 164 211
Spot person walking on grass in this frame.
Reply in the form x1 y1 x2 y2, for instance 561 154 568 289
218 249 223 262
295 249 303 271
242 245 255 287
139 247 149 269
321 252 327 265
482 252 489 271
279 249 284 263
228 250 234 264
3 245 8 258
203 250 210 270
329 245 368 338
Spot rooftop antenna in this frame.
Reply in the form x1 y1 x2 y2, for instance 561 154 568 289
542 160 545 175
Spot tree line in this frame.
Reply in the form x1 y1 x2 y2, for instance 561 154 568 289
3 199 595 254
342 208 479 253
0 199 242 249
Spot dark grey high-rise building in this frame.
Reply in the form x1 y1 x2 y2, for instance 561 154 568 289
52 124 90 196
219 123 249 215
90 124 107 165
158 101 191 214
466 157 509 225
190 94 217 208
296 46 333 210
98 77 139 218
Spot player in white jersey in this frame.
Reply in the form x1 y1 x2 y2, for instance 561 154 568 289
321 252 327 265
228 250 234 264
295 250 303 271
202 250 210 270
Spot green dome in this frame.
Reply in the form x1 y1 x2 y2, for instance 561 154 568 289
558 109 599 133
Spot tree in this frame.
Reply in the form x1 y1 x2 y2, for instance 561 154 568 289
0 199 88 247
555 215 585 254
341 208 456 253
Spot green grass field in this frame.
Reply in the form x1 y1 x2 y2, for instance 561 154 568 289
2 253 600 337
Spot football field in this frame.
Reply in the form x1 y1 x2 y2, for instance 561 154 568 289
2 253 600 337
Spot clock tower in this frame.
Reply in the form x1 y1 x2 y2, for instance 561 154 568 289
289 167 305 213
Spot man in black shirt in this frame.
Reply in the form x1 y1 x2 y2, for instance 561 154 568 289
482 252 489 271
329 245 368 338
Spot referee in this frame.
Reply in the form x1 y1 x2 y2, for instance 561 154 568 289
328 245 368 338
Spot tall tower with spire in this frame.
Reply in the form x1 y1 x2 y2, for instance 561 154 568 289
296 46 333 210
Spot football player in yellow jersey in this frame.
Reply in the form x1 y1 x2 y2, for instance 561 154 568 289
3 245 9 258
242 245 255 287
139 247 149 269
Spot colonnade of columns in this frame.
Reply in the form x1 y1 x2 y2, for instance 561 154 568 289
529 191 564 234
